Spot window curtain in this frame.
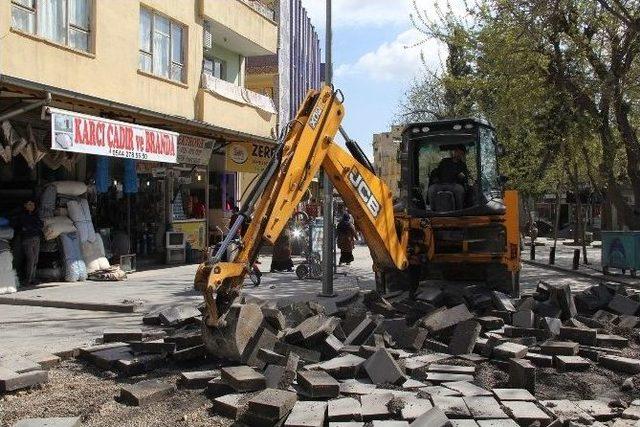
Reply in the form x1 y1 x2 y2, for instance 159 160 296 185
37 0 66 43
153 14 170 78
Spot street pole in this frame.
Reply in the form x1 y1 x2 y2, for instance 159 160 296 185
320 0 335 297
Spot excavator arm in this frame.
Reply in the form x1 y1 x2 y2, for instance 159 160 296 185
199 86 408 327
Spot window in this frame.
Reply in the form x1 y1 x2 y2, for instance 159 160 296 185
479 127 499 194
11 0 91 52
203 57 227 81
139 7 185 82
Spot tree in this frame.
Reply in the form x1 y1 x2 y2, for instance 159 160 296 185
403 0 640 229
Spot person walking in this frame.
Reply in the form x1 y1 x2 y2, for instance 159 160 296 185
19 199 43 286
271 228 294 272
336 213 357 266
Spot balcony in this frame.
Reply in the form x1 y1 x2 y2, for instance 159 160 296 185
197 73 277 140
240 0 276 21
199 0 278 56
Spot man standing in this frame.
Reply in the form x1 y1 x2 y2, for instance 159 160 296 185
19 199 43 286
428 145 469 210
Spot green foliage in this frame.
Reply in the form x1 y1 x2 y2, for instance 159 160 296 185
401 0 640 227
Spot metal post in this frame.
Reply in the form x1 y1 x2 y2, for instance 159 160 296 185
530 242 535 260
572 249 580 270
320 0 335 297
549 246 556 265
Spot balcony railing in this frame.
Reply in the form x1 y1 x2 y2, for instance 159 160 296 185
201 73 277 115
241 0 276 21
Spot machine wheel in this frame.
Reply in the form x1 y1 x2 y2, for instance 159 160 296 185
249 266 261 287
296 264 310 280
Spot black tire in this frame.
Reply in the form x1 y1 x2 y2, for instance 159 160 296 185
249 266 261 287
296 264 310 280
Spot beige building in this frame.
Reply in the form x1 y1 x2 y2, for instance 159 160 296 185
372 125 403 199
0 0 279 261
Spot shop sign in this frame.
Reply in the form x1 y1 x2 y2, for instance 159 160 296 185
177 135 215 165
172 220 207 251
225 141 276 173
49 107 178 163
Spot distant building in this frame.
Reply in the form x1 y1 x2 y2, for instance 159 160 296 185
246 0 321 131
372 126 404 199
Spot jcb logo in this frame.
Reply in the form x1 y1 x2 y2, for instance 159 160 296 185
348 168 380 218
308 106 323 129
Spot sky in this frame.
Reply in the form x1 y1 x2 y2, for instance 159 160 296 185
298 0 452 159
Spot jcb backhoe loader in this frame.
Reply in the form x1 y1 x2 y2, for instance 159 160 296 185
195 86 520 349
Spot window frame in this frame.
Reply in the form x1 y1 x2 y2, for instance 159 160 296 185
139 6 187 83
10 0 93 53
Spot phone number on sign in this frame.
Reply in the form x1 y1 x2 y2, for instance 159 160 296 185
110 149 148 160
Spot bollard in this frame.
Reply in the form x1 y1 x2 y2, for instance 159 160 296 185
530 242 536 260
549 247 556 265
572 249 580 270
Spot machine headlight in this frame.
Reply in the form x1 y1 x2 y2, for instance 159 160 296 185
292 228 303 239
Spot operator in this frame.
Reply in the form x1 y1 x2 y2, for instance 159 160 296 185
428 145 469 210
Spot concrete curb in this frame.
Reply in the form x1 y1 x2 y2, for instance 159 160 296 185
522 260 640 289
0 296 140 313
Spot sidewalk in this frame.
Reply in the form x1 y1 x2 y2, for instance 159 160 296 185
0 248 368 356
524 237 640 288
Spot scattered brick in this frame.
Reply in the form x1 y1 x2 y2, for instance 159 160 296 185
502 401 552 425
0 367 48 392
425 372 475 383
285 401 328 427
408 406 450 426
245 388 298 424
158 305 201 327
443 381 491 397
298 370 340 398
492 388 535 401
575 400 618 421
448 320 481 355
312 354 365 379
540 341 579 356
554 355 591 371
595 334 629 348
428 364 475 374
541 399 595 424
492 342 528 359
524 352 553 367
212 393 250 419
608 294 640 316
512 310 534 328
339 379 377 396
328 397 362 422
361 393 394 420
464 396 509 420
221 365 266 392
430 395 471 418
344 317 379 346
476 316 505 331
363 348 405 385
509 358 536 392
599 355 640 374
548 283 577 320
119 379 175 406
559 326 597 345
421 304 474 333
12 417 82 427
206 377 234 398
399 395 433 421
129 340 176 355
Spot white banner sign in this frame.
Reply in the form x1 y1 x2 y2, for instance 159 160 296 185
50 107 178 163
177 134 215 165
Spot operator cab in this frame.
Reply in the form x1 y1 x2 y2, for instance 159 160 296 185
401 118 505 217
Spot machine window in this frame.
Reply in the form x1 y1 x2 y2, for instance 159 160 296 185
416 138 477 211
479 127 500 194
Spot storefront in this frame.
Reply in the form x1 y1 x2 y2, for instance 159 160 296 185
0 93 276 289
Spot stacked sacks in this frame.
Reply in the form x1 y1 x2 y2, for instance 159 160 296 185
43 216 76 241
0 219 18 294
67 198 96 243
59 232 87 282
81 234 110 274
38 181 98 283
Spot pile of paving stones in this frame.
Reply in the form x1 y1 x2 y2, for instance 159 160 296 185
4 280 640 427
